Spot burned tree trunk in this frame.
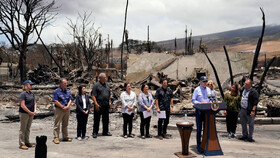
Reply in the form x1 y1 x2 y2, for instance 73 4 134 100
147 25 151 53
250 8 265 81
185 26 188 55
201 47 224 99
121 0 129 80
188 30 193 55
125 30 130 54
223 45 234 86
258 57 276 94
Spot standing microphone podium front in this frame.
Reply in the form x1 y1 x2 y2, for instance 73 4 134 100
193 94 227 156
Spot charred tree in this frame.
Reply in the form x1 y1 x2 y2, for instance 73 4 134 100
249 8 265 81
107 34 110 68
201 46 224 99
147 25 151 53
125 30 130 54
66 11 102 72
187 30 193 55
121 0 129 80
223 46 234 86
258 57 276 94
192 40 194 53
0 0 57 82
185 26 188 55
264 53 267 67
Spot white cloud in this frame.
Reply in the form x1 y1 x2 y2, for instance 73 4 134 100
1 0 280 46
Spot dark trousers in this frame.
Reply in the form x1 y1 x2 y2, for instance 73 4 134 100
158 110 170 136
195 109 205 149
76 113 88 137
140 112 151 136
226 111 239 134
93 107 109 135
123 113 134 136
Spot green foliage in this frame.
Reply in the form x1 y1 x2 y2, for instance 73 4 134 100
119 39 166 54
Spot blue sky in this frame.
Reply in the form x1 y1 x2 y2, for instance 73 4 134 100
0 0 279 46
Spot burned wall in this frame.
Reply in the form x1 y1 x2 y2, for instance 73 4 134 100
161 52 254 84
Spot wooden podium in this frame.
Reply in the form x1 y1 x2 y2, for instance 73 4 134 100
193 103 227 156
175 121 196 158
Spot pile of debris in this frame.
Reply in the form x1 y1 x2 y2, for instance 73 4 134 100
255 67 280 80
67 68 92 84
27 65 60 84
27 65 94 85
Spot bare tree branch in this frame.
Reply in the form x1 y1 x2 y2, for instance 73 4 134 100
0 0 58 81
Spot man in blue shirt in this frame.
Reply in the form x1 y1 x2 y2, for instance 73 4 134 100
192 76 211 151
52 78 74 144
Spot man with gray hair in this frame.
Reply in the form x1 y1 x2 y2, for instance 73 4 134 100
52 78 73 144
91 73 112 138
239 79 259 142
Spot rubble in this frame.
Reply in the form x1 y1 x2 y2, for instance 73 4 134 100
27 64 60 84
1 62 280 120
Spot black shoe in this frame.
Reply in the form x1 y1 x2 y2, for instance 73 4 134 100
197 148 204 154
82 136 89 140
163 134 169 139
158 135 163 140
238 136 248 140
92 133 97 138
102 132 112 136
145 135 152 138
247 138 255 142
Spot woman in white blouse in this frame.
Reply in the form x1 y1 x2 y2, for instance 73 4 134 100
120 83 137 138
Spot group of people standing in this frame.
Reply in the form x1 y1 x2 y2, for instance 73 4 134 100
18 73 174 150
18 73 259 152
192 76 259 152
119 78 174 139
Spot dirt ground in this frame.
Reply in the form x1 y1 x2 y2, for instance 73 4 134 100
0 112 279 158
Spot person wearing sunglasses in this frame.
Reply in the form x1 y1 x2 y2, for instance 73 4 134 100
206 80 218 102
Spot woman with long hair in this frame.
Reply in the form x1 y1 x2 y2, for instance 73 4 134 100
223 83 241 138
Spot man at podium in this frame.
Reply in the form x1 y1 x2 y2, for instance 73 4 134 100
192 76 212 151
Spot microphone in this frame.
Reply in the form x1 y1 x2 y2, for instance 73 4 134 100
207 93 215 102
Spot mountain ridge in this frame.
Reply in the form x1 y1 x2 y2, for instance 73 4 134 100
157 25 280 51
